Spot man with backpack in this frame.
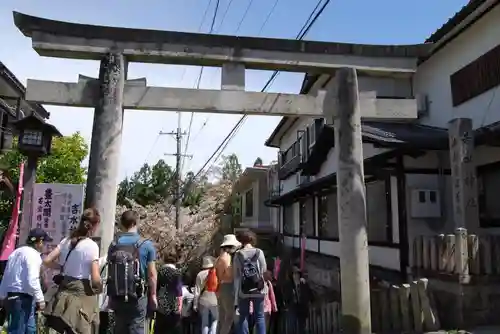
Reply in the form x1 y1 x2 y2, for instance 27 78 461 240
107 210 158 334
233 231 267 334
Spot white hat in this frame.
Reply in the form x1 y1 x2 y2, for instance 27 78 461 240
220 234 241 248
202 256 215 269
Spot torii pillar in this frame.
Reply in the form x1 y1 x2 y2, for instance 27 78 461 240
324 68 371 333
84 53 126 255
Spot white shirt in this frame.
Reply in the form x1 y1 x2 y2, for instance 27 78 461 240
0 246 44 303
57 238 99 279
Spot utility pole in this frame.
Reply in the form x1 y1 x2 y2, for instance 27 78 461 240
160 113 193 229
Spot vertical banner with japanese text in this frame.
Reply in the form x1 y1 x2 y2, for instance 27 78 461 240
31 183 85 286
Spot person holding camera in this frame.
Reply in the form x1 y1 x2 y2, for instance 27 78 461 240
0 228 51 333
42 208 103 334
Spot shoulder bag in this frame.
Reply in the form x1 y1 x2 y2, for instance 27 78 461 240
53 238 84 285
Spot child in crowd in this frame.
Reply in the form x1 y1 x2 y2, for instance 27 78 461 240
247 270 278 334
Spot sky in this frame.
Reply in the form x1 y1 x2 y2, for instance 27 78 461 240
0 0 468 181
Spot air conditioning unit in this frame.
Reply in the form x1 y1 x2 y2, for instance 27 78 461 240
416 94 429 116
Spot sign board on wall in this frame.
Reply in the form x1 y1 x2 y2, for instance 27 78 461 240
31 183 85 286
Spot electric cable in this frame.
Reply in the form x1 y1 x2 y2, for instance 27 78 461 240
168 0 331 216
194 0 331 180
175 0 215 87
182 0 221 173
235 0 255 33
142 0 215 175
188 0 281 149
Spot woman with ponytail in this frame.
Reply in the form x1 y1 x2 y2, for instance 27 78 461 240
42 208 103 334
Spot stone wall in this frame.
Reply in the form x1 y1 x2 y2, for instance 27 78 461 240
426 277 500 329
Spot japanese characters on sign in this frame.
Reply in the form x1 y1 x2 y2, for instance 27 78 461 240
31 183 84 246
31 183 85 286
449 125 478 227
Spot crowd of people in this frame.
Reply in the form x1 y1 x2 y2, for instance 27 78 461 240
0 208 314 334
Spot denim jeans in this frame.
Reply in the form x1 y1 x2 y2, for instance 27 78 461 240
6 294 36 334
112 296 148 334
199 304 218 334
236 297 265 334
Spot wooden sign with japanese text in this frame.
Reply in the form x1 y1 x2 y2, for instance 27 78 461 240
31 183 85 286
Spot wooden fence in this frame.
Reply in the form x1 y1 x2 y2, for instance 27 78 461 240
413 228 500 278
306 302 340 334
278 279 439 334
276 301 340 334
371 278 439 333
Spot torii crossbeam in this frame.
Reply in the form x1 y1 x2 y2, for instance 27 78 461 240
13 11 433 334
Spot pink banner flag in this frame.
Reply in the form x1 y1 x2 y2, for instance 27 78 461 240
0 163 25 260
273 257 281 280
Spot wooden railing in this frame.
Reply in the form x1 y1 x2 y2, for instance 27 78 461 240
413 228 500 280
371 278 439 333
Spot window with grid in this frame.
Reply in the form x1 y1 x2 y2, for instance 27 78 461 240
450 44 500 106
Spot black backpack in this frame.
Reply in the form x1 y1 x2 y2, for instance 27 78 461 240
238 249 264 294
106 236 148 301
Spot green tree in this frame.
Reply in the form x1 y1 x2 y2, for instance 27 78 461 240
220 153 242 183
117 159 174 206
0 132 89 221
253 157 263 166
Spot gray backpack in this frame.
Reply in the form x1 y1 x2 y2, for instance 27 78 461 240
106 237 148 301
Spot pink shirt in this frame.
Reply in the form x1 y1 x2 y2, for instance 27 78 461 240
249 281 277 314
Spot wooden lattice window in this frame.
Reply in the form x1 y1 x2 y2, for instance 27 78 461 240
450 44 500 107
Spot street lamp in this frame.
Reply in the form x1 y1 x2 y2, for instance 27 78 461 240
14 115 61 156
12 115 62 245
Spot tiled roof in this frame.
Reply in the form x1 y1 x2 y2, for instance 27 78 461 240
362 122 449 150
268 1 497 147
0 61 50 119
426 0 492 43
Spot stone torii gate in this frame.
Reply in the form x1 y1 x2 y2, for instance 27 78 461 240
13 12 432 334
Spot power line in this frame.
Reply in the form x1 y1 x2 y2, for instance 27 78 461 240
216 0 236 32
143 0 215 174
297 0 324 38
193 0 331 179
257 0 281 36
235 0 255 33
175 0 215 90
182 0 221 173
168 0 331 217
188 0 280 149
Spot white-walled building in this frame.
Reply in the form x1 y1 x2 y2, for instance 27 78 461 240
264 0 500 288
